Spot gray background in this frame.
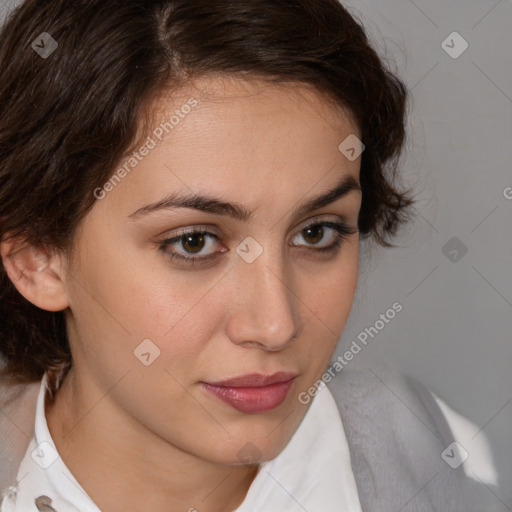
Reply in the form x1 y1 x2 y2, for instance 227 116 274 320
1 0 511 503
336 0 512 502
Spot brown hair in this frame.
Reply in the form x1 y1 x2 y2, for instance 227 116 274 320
0 0 415 386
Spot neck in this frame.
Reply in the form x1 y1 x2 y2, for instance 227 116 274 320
45 368 259 512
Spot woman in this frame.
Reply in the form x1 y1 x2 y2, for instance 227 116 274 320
0 1 505 511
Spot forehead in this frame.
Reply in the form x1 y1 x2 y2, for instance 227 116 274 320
99 76 362 221
149 75 360 140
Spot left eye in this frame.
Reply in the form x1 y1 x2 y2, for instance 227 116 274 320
290 221 351 248
159 221 357 265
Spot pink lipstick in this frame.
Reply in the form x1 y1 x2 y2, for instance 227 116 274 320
201 372 297 414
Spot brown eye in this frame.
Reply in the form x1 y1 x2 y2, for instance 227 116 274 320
159 220 357 267
302 224 324 245
181 232 207 254
290 221 357 250
159 228 224 265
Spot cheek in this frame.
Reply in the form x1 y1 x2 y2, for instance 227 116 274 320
69 234 203 336
296 240 359 371
65 243 217 392
307 240 359 327
69 278 213 379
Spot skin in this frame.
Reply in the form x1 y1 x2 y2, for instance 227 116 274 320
1 76 362 512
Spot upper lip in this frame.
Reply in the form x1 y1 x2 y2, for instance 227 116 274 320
205 372 298 388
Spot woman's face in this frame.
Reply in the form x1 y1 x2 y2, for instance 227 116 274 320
61 77 362 465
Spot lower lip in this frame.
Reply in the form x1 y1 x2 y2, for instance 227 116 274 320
201 379 295 414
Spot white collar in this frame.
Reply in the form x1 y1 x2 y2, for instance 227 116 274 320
1 373 100 512
1 374 362 512
233 382 362 512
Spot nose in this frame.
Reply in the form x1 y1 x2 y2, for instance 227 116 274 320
225 248 300 352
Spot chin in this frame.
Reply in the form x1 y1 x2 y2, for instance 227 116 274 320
199 429 294 467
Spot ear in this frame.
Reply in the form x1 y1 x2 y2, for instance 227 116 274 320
0 235 69 312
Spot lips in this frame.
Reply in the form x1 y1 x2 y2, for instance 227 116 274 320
201 372 297 414
209 372 297 388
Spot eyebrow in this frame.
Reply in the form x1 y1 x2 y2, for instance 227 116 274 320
128 174 361 222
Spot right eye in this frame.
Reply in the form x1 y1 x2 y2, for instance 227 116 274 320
159 227 226 265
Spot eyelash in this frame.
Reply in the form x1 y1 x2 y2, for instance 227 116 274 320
158 221 358 266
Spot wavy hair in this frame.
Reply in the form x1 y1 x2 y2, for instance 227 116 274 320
0 0 415 386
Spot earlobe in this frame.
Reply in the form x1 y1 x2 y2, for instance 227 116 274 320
0 236 70 312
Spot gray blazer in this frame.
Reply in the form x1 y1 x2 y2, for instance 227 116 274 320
0 370 508 511
328 370 508 511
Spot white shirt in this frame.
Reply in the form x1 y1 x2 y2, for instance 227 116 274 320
0 374 363 512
